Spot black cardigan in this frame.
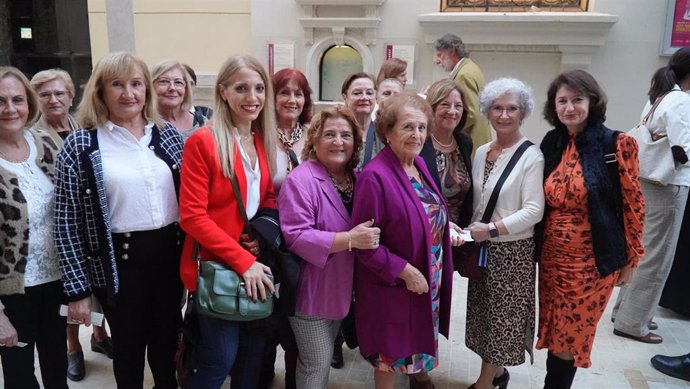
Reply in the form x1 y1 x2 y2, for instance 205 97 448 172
419 131 474 229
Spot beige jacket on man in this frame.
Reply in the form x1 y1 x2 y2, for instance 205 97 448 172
450 57 492 156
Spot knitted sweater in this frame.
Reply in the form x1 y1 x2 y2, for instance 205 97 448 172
0 128 60 309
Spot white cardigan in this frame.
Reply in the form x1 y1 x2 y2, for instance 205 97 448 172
471 136 545 242
640 85 690 186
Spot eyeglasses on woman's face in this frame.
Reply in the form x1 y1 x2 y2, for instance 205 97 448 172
489 105 520 117
156 78 186 89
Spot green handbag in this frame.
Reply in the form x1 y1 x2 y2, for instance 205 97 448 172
193 172 274 322
195 252 274 322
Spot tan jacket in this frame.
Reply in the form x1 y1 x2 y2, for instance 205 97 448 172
451 58 492 156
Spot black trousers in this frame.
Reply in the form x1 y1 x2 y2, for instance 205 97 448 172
0 280 68 389
94 224 183 389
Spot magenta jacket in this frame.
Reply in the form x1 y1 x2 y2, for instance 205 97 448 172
352 146 453 360
278 160 354 320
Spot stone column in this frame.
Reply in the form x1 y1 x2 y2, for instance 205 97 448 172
106 0 135 53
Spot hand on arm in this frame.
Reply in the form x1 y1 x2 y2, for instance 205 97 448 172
330 219 381 253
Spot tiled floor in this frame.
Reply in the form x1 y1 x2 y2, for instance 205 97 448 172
4 274 690 388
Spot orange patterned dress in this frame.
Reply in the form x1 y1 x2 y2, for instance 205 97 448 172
536 133 644 368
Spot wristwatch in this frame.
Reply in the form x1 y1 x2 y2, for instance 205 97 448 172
488 223 499 238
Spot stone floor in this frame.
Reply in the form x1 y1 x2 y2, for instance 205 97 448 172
3 274 689 388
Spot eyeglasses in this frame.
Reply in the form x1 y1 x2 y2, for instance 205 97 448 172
156 79 186 89
490 105 520 117
38 90 68 100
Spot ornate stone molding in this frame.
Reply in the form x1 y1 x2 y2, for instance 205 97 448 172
296 0 384 45
419 11 618 70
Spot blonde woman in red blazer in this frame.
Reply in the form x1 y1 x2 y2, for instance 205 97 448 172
179 54 277 389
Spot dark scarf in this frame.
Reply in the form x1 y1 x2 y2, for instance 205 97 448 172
539 121 627 277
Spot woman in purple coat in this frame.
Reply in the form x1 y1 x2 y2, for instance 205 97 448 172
278 106 380 389
352 92 463 389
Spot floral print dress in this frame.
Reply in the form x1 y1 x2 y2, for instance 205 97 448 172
536 134 644 368
367 177 447 373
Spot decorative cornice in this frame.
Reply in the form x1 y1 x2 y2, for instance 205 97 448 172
419 11 618 70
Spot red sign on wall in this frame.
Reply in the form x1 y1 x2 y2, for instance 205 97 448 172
671 0 690 47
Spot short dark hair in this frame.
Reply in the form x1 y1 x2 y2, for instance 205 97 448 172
433 33 468 59
543 69 607 129
341 72 376 96
272 68 313 124
302 105 363 172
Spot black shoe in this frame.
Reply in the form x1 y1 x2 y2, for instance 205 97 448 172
331 344 344 369
91 334 114 359
493 368 510 389
67 351 85 381
651 353 690 382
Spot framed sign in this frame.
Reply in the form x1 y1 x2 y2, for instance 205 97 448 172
661 0 690 56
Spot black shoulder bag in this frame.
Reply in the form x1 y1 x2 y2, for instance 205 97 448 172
457 140 533 279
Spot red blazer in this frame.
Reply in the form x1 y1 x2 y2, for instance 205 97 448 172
179 127 276 292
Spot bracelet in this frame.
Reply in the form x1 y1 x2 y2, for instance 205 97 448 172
348 233 352 252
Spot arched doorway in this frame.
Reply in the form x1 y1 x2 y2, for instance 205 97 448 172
319 44 362 101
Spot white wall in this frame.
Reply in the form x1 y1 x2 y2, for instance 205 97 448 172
252 0 674 143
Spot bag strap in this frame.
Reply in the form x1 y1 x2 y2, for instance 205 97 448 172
192 171 253 265
480 140 534 223
641 91 671 126
229 173 253 236
604 130 624 221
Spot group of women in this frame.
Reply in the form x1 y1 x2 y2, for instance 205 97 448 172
0 46 688 389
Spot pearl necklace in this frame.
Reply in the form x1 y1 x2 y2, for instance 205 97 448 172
431 133 455 149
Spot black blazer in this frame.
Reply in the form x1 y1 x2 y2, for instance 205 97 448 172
419 131 474 228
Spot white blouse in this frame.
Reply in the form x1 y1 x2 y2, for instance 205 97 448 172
640 86 690 186
234 131 261 219
0 130 61 286
471 137 545 242
98 121 179 233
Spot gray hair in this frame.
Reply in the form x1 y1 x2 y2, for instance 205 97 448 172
479 77 535 119
433 33 468 58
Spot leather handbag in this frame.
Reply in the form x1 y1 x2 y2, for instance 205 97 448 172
193 173 275 322
628 93 676 186
195 248 274 322
457 140 533 279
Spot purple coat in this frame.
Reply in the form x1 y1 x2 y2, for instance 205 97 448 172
278 160 353 320
351 146 453 360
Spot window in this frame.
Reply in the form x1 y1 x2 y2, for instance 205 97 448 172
441 0 589 12
319 45 363 102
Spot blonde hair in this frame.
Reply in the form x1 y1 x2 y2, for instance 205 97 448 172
212 55 276 178
30 68 76 98
150 59 194 111
77 52 163 129
0 66 40 126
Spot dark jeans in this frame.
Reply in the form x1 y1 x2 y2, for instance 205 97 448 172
0 280 68 389
230 324 269 389
185 312 240 389
94 224 183 389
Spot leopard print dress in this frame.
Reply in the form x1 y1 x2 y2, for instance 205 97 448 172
535 134 644 368
465 159 536 366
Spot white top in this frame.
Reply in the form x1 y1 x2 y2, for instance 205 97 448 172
273 138 305 194
640 86 690 186
234 131 261 219
98 121 179 233
0 130 61 286
471 137 545 242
